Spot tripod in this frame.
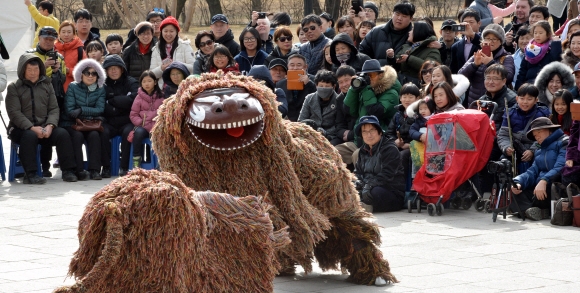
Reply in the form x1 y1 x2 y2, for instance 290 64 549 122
489 170 525 222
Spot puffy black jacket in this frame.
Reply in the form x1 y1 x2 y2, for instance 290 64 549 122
122 39 155 80
330 33 371 73
355 135 406 193
386 105 414 143
102 55 139 128
214 29 241 57
359 20 412 66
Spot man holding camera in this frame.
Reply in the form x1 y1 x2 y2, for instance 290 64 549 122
249 11 274 54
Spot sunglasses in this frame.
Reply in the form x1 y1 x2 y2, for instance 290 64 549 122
199 39 214 47
278 36 293 42
302 25 318 32
82 71 98 77
421 68 433 75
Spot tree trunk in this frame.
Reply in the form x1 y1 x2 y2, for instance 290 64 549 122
251 0 262 12
109 0 133 28
183 0 197 32
325 0 340 21
205 0 223 16
304 0 313 16
176 0 187 21
312 0 322 15
82 0 104 14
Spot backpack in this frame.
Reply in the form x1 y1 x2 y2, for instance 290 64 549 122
77 46 84 63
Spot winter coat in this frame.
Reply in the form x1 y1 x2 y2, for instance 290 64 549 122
344 65 402 146
130 88 164 132
439 38 459 67
355 135 406 194
515 41 563 90
359 20 413 66
397 36 442 86
299 33 331 75
276 78 317 122
478 85 517 127
561 48 580 69
386 105 414 143
193 49 211 75
298 91 339 140
330 33 371 73
234 49 269 74
122 39 155 80
60 58 107 127
469 0 494 31
497 103 551 154
28 4 59 47
162 61 191 98
409 115 428 142
323 28 336 39
259 35 274 54
247 65 288 117
54 37 86 92
459 47 515 105
534 61 575 109
150 39 194 87
102 57 139 129
450 33 482 74
563 120 580 177
434 102 465 114
264 46 299 67
334 92 357 144
6 54 59 130
514 129 568 188
214 29 241 57
26 45 67 79
82 27 108 55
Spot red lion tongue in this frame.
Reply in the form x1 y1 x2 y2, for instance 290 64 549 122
226 127 244 137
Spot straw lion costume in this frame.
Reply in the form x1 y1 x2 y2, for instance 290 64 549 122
151 72 397 286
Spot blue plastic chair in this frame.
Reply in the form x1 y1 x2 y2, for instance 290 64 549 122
0 135 6 181
110 135 122 176
9 143 43 182
128 138 158 170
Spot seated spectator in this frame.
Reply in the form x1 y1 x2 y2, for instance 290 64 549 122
55 21 86 92
354 115 406 212
563 117 580 187
320 12 336 39
396 21 442 87
193 30 215 75
248 65 288 117
408 97 435 177
276 53 317 121
570 62 580 99
6 54 78 184
25 0 59 47
122 9 165 50
298 70 339 141
534 61 574 109
105 34 123 56
86 40 105 63
162 61 190 97
130 71 165 168
234 27 268 75
333 65 357 149
321 42 333 71
431 81 465 114
265 26 299 66
249 11 274 54
208 44 240 74
422 65 470 102
268 58 287 84
450 9 482 74
459 23 515 105
550 89 573 135
478 64 517 129
336 16 357 45
439 20 460 67
122 22 156 80
330 32 370 72
299 14 332 75
562 31 580 69
74 9 107 54
364 1 379 23
357 20 375 42
60 58 107 181
515 21 562 89
512 25 532 87
210 14 240 57
418 60 440 95
511 117 568 220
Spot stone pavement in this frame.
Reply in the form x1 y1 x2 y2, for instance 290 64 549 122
2 71 580 292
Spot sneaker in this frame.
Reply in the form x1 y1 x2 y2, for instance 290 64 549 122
525 207 542 221
101 167 111 178
119 168 127 177
90 170 102 180
62 170 78 182
23 172 47 184
76 170 90 181
42 170 53 178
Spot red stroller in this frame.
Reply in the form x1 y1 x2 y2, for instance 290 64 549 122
411 108 496 216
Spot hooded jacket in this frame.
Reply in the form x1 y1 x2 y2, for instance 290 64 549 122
54 36 86 92
247 65 288 117
122 37 155 79
234 49 269 75
298 90 339 140
396 36 442 85
359 19 413 66
534 61 575 108
561 48 580 69
6 54 59 131
162 61 190 98
330 33 371 73
60 58 107 127
344 65 402 146
299 33 332 75
497 103 551 155
214 29 241 57
130 87 164 132
150 38 194 87
102 55 139 128
82 27 108 55
515 41 563 90
264 46 299 67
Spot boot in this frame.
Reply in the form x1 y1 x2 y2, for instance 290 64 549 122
551 182 567 200
23 172 47 184
132 156 141 169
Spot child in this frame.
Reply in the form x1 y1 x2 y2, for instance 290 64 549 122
130 71 165 168
357 20 375 41
550 89 573 135
162 61 190 97
321 42 333 71
105 34 123 56
408 98 435 177
86 40 105 63
497 83 551 169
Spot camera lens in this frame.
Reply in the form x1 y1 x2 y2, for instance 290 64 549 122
352 78 362 88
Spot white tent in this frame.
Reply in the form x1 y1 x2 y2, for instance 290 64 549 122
0 0 34 71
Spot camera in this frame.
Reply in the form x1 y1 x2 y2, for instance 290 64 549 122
352 0 364 14
351 74 369 90
487 159 512 174
258 12 267 19
46 50 57 61
451 24 466 32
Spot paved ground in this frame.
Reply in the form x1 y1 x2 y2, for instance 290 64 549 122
2 71 580 292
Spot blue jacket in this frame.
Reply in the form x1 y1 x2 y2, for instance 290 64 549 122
299 34 331 75
514 129 568 188
409 115 428 142
515 41 563 90
496 103 551 154
234 49 269 75
386 105 413 143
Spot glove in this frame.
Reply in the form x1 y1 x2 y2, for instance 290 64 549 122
317 127 327 137
69 108 82 119
360 184 373 205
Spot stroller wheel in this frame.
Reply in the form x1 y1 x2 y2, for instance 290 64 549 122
484 200 492 213
451 196 461 209
427 203 435 216
475 199 485 212
461 197 472 210
436 202 444 216
416 199 422 213
407 200 413 213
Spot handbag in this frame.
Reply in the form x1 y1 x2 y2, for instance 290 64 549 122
72 118 104 132
550 198 573 226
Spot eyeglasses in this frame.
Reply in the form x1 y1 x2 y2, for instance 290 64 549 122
361 130 378 135
82 71 98 77
150 20 162 25
243 37 257 42
199 40 214 47
421 68 433 75
278 36 293 42
484 76 504 82
483 38 500 43
302 25 318 32
214 55 228 60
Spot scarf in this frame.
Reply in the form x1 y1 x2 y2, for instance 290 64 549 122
87 83 98 92
139 42 151 55
525 40 551 64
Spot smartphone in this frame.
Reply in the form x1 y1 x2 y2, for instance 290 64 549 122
451 24 466 32
258 12 267 19
504 23 513 33
352 0 364 14
287 70 305 90
482 43 491 57
46 51 57 61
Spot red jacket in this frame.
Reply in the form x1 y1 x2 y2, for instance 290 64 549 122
130 87 164 132
54 37 86 92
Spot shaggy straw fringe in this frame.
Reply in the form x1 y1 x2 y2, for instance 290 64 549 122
151 72 397 284
54 169 289 293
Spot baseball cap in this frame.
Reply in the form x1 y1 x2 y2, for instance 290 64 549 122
441 19 456 30
268 58 287 71
39 26 58 39
211 14 229 25
574 62 580 74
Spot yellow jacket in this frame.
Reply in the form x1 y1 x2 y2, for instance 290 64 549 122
28 4 60 47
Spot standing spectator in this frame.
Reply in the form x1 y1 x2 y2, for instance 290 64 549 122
320 12 336 39
269 12 292 35
150 17 194 87
265 26 299 66
364 2 380 23
357 20 376 42
556 0 580 37
122 22 156 80
469 0 505 31
162 61 190 97
61 58 107 181
359 2 415 66
55 21 86 92
512 25 532 87
336 16 357 45
208 45 240 74
298 70 339 141
102 55 139 177
330 32 370 72
504 0 534 53
122 9 165 50
295 25 308 50
276 53 317 121
210 14 240 57
450 9 482 74
74 9 107 54
235 27 268 75
25 0 59 47
193 30 216 75
534 61 574 109
6 54 78 184
249 11 274 54
268 58 287 84
396 21 442 87
439 20 460 67
548 0 568 31
105 34 123 56
298 14 332 75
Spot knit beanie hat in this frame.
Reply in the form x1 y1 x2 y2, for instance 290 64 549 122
364 2 379 19
135 21 153 35
160 16 180 33
482 24 505 44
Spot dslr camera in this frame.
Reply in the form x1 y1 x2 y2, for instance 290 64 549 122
351 74 369 90
487 159 512 174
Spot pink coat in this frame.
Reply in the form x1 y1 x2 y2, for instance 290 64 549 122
130 87 164 132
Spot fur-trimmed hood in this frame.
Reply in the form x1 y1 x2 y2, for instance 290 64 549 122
561 49 580 69
534 61 574 105
72 58 107 87
373 65 398 94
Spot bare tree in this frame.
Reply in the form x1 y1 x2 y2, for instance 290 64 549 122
205 0 223 16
